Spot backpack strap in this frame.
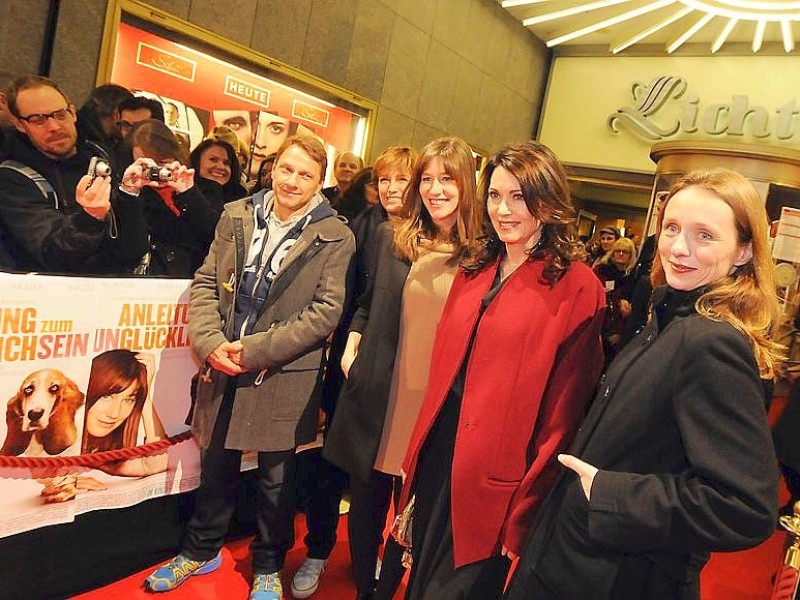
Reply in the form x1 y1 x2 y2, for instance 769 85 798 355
0 160 59 209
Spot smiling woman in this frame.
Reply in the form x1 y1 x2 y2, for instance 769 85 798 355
396 141 605 600
80 350 168 478
324 137 482 599
506 168 783 600
189 138 247 204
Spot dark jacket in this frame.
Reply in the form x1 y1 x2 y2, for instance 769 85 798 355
350 204 388 296
321 204 388 419
76 104 119 171
507 286 778 600
0 132 148 274
323 222 411 483
593 262 634 364
774 383 800 473
133 179 222 277
187 193 355 452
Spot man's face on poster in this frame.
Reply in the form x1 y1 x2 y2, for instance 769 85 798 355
213 110 253 152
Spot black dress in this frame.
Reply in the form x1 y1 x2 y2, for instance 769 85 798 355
405 270 510 600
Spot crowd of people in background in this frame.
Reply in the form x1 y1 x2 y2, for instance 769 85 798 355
0 74 797 600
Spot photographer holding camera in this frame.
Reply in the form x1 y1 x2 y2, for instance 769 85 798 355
121 119 222 277
0 75 148 274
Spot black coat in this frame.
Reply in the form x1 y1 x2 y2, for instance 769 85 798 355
774 383 800 473
507 286 778 600
135 179 222 277
323 222 410 483
0 132 148 274
320 204 388 418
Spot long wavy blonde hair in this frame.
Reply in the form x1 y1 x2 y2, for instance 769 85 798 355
599 237 638 275
393 137 482 264
651 168 783 377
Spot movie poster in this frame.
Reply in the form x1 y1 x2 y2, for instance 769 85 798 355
110 21 367 183
0 273 201 538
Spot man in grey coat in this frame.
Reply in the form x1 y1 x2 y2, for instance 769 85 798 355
145 136 355 600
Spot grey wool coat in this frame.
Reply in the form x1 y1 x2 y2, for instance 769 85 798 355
187 194 355 452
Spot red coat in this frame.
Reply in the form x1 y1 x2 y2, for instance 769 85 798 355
400 258 606 567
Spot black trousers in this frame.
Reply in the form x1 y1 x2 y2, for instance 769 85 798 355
297 447 348 559
182 383 297 574
349 468 406 597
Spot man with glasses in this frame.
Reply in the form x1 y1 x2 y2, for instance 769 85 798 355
0 75 148 274
115 95 164 137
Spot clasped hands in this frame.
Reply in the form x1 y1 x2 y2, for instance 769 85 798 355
208 340 248 376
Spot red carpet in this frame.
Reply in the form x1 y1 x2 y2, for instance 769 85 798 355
72 510 790 599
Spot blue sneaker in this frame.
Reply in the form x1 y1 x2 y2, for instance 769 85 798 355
144 551 222 592
250 571 283 600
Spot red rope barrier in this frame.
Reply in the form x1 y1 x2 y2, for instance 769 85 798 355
0 430 193 472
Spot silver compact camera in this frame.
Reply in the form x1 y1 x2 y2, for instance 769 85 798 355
86 157 112 180
143 165 174 182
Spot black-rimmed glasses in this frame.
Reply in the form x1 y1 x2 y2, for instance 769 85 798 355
18 107 73 126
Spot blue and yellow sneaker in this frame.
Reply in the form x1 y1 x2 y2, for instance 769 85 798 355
250 571 283 600
144 551 222 592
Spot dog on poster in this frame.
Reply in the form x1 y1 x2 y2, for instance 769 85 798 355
1 369 85 456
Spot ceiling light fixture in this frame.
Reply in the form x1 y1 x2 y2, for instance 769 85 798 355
547 0 676 46
711 17 739 51
612 6 694 52
679 0 800 22
523 0 634 26
667 12 715 52
501 0 550 7
752 18 768 50
782 18 795 51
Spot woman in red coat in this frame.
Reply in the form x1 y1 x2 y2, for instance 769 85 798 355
398 141 606 599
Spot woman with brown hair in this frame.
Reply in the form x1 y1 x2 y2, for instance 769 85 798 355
506 168 782 600
121 119 219 277
82 349 167 476
323 137 482 600
397 141 605 599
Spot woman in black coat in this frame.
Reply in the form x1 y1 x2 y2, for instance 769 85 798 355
124 120 220 277
323 138 482 600
189 138 248 209
506 168 781 600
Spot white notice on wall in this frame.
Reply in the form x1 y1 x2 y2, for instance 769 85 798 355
772 206 800 263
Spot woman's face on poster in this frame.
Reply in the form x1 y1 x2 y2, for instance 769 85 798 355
252 113 290 176
85 382 139 437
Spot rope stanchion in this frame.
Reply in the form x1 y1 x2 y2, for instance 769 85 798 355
772 502 800 600
0 430 194 475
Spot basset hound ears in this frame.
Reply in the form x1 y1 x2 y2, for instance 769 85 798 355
1 369 85 457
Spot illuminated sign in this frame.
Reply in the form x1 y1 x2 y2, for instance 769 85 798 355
292 100 330 128
223 75 271 109
136 42 196 82
608 75 799 142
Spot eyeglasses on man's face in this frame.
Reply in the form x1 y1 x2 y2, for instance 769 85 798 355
18 107 73 126
116 120 136 133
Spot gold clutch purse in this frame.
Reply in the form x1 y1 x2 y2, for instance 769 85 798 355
390 495 415 568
